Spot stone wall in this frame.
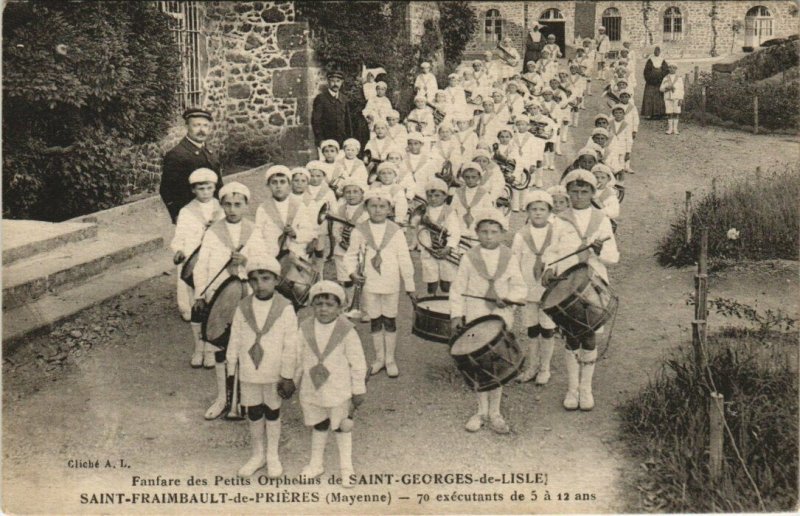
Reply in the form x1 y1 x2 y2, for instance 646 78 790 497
463 1 798 61
125 1 314 198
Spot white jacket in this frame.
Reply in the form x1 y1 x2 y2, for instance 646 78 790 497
170 199 224 256
194 218 264 302
660 74 684 101
511 219 572 301
344 220 415 294
254 196 316 259
549 207 619 283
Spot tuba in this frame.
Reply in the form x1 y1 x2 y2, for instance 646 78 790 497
416 216 475 266
492 142 517 177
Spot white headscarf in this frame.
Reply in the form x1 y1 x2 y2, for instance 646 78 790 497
529 23 542 43
649 47 664 68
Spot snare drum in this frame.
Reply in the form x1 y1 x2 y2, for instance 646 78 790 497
412 296 451 343
450 315 523 392
541 263 618 340
180 246 200 288
277 255 319 307
202 276 249 349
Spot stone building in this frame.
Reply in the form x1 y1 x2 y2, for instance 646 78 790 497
462 1 798 60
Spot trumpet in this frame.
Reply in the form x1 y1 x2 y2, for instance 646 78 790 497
317 203 356 251
529 120 554 140
346 244 367 321
416 216 475 266
223 363 244 421
425 101 446 125
492 143 517 177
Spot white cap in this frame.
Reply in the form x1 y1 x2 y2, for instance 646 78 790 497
592 163 613 177
514 114 530 124
594 114 611 122
473 208 508 231
291 167 310 180
343 138 361 150
219 181 250 202
576 146 597 158
591 127 610 138
547 184 569 198
309 280 347 305
448 72 459 79
420 61 432 69
523 189 554 209
363 188 394 205
376 81 388 89
245 254 282 276
414 94 427 103
340 177 367 192
189 168 218 185
406 132 426 144
376 162 398 175
425 177 449 193
265 165 291 182
611 103 626 113
388 109 400 119
320 139 340 150
306 160 328 175
372 118 389 129
562 169 598 190
461 163 482 176
472 148 492 161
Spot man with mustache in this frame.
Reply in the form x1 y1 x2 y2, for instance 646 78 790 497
160 108 224 223
312 69 353 153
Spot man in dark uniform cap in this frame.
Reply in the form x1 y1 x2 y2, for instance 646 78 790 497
311 69 353 150
160 108 224 223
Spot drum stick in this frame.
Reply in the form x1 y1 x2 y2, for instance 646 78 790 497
461 294 525 306
198 244 245 298
546 237 610 267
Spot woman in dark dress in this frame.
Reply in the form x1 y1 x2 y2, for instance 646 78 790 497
522 23 545 71
642 46 670 119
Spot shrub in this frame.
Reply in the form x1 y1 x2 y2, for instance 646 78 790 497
732 39 800 82
656 166 800 267
619 331 798 512
2 2 180 220
439 2 478 70
685 71 800 130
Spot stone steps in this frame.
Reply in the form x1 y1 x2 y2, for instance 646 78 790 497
3 232 162 311
2 220 98 266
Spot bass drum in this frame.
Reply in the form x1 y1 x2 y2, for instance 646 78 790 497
277 255 319 307
450 315 523 392
180 247 200 288
202 276 249 350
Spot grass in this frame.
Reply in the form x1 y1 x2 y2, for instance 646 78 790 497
618 329 798 512
656 165 800 268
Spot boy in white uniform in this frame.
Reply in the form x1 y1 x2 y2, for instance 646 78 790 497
430 124 463 179
194 182 264 420
406 96 436 138
387 109 408 148
512 190 568 384
592 164 620 222
364 119 394 176
450 164 498 240
472 150 507 203
475 99 507 148
279 281 367 488
345 189 416 378
454 111 479 164
660 63 684 134
414 61 439 104
226 255 297 478
331 178 369 302
362 81 393 123
595 26 611 82
510 115 545 209
419 178 462 295
449 208 527 433
546 169 619 411
607 104 633 174
171 168 223 367
333 139 369 195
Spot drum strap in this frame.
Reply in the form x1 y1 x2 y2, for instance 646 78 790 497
456 187 487 227
521 224 553 280
356 220 399 274
300 316 353 389
467 246 512 308
239 294 291 370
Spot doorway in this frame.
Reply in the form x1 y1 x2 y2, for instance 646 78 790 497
538 8 566 55
744 5 773 48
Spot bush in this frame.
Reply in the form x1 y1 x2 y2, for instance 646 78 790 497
2 2 180 220
685 71 800 130
732 39 800 82
656 166 800 267
439 2 478 70
619 331 798 512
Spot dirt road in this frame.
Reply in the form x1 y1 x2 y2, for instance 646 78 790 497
3 72 798 514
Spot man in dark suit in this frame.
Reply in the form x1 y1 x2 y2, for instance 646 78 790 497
160 108 224 223
311 70 353 151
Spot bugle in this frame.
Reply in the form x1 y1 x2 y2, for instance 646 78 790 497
417 226 462 266
346 244 367 321
224 362 244 421
495 184 513 216
317 203 356 251
491 143 516 177
495 43 517 67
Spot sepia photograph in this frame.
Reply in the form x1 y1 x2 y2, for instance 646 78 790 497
2 0 798 513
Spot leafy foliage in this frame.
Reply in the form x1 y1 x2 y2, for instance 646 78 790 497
438 1 478 70
732 39 800 82
2 2 180 220
656 166 800 267
684 71 800 130
619 332 798 512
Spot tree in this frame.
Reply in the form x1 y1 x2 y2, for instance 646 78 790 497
438 1 478 70
2 2 181 220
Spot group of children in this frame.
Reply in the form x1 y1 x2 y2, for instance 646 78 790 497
169 35 637 484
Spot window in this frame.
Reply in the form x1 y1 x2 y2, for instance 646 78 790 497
663 7 683 41
484 9 502 43
158 1 203 110
539 8 564 21
745 5 773 46
601 7 622 42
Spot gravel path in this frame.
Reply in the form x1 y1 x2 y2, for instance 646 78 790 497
3 72 798 514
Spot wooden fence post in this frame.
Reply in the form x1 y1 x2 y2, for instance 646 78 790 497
685 72 690 86
692 228 708 377
711 177 717 197
694 65 699 83
756 166 762 181
709 391 725 482
753 96 759 134
701 87 707 127
685 191 693 243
